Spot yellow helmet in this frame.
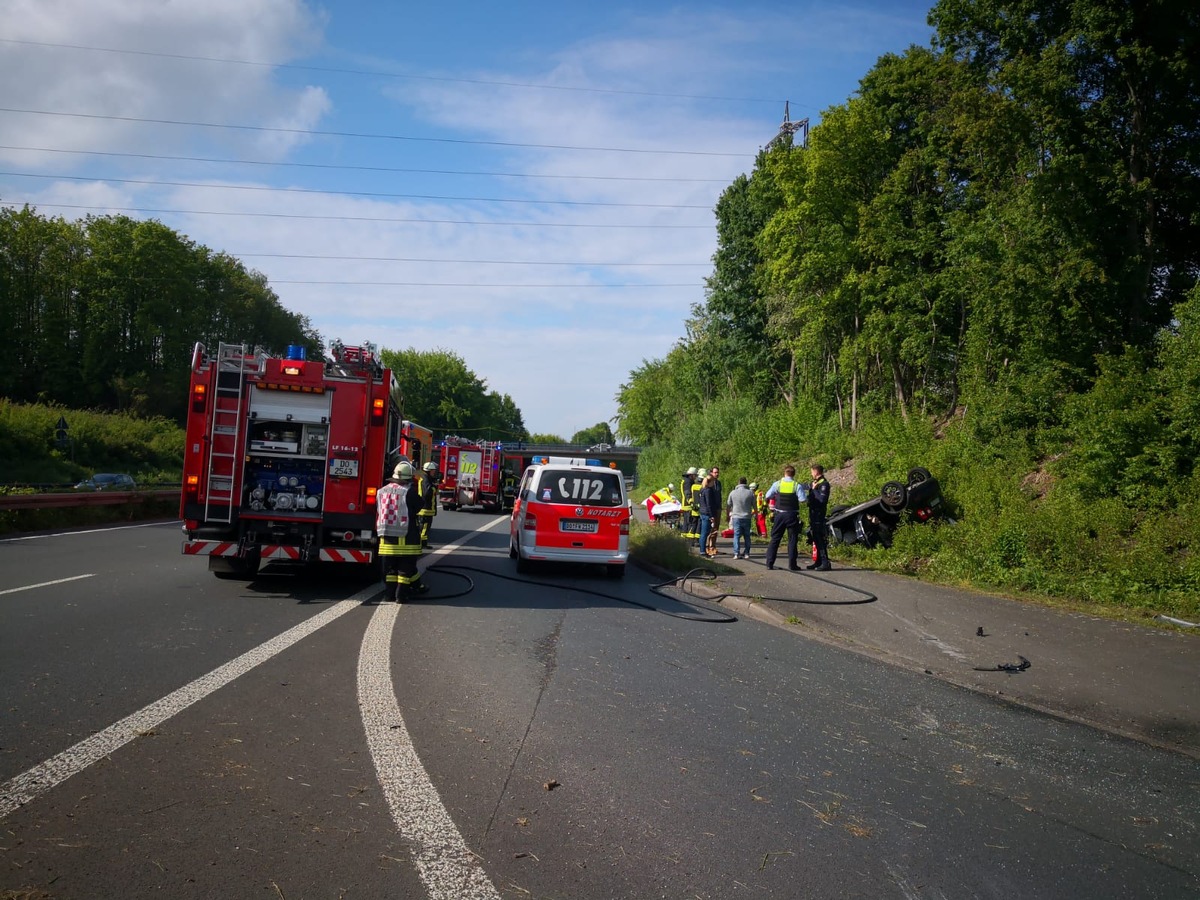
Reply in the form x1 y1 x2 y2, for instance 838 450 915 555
393 461 414 481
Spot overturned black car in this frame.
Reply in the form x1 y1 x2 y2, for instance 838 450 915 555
822 467 947 549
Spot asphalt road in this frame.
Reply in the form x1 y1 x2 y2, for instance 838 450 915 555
1 514 1197 898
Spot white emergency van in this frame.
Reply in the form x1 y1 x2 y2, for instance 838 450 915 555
509 461 631 578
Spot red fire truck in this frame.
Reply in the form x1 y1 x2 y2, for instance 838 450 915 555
436 436 524 512
179 340 401 578
397 419 434 472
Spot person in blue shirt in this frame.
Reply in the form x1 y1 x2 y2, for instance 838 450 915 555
764 464 807 570
697 474 718 558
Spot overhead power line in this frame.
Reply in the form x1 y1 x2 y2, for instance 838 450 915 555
231 253 708 266
0 200 713 229
0 171 713 209
0 144 731 184
267 280 698 287
0 37 787 107
0 106 749 158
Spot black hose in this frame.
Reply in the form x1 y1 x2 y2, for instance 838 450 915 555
423 562 738 623
665 565 878 608
399 555 876 624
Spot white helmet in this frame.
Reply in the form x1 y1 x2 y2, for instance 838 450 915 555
749 482 758 490
686 467 697 475
422 461 438 472
393 461 414 481
668 483 675 490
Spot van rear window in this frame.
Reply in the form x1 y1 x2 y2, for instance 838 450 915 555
534 469 625 507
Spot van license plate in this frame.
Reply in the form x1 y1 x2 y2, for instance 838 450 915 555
560 519 597 533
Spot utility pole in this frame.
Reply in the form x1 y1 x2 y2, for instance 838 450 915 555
772 100 809 149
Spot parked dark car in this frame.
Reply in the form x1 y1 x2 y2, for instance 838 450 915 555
74 473 136 491
824 467 946 549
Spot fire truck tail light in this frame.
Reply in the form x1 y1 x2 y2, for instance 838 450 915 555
185 474 200 492
371 397 385 422
191 383 206 411
343 531 355 542
366 486 378 503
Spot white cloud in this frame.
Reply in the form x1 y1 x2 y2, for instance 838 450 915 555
0 0 329 164
0 1 933 437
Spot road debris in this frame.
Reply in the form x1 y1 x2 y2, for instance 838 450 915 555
973 655 1031 674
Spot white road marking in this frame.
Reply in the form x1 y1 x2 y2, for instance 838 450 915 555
0 521 172 542
0 588 372 820
357 525 505 900
0 574 94 596
2 514 508 895
879 607 971 664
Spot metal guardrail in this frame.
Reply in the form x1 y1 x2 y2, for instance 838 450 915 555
0 489 178 511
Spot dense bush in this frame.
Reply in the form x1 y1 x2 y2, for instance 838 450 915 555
0 399 184 486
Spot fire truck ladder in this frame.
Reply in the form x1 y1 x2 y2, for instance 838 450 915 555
204 342 251 524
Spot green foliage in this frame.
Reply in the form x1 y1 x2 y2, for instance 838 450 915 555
0 206 319 423
381 347 527 442
615 4 1200 623
571 422 614 447
628 520 722 574
0 399 184 485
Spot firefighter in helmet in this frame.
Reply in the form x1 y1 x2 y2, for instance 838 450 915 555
751 482 767 536
417 461 440 548
376 461 428 601
687 467 705 542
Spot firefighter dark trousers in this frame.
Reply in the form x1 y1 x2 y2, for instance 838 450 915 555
379 535 424 600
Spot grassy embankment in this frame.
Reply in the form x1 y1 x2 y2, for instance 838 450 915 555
630 398 1200 629
0 400 183 533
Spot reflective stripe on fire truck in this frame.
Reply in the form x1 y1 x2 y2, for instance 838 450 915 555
183 541 238 557
320 548 373 563
183 542 372 563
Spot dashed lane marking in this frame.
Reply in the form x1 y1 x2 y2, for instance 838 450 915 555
0 591 368 819
0 574 94 596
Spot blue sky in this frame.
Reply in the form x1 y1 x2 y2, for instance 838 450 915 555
0 0 934 439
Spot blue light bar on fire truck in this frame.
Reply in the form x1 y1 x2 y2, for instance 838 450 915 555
532 456 602 466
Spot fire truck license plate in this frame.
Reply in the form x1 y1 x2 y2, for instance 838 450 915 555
329 459 358 477
560 519 598 533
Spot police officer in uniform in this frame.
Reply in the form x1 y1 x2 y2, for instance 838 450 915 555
764 464 806 571
376 461 428 600
806 464 832 570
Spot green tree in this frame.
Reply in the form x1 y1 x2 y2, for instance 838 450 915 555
699 165 784 408
570 422 614 447
931 0 1200 344
380 347 526 442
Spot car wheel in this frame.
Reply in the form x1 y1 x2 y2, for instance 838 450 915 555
879 481 908 513
907 467 932 487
